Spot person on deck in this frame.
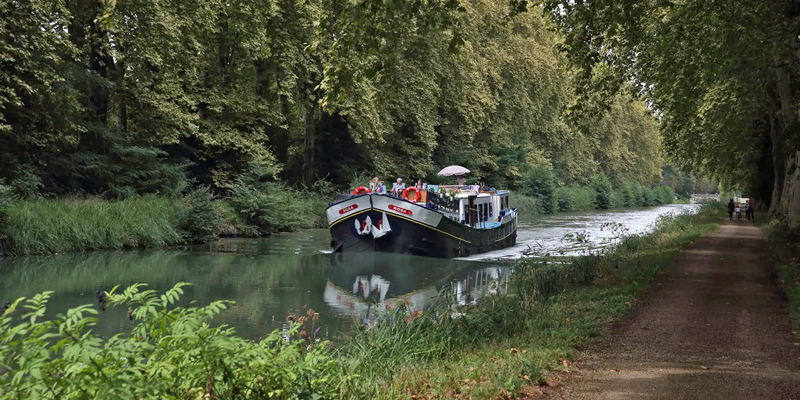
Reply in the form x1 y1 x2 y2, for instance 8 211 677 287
727 199 734 220
370 177 385 194
415 179 423 189
392 178 405 197
456 175 466 186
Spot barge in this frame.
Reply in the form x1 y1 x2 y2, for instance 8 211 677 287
326 184 517 258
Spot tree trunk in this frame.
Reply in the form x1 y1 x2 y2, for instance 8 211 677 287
769 109 789 216
782 150 800 229
302 95 318 185
116 60 127 131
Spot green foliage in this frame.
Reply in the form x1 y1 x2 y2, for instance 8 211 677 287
769 221 800 330
0 180 15 211
541 0 800 220
615 183 637 208
0 283 339 399
554 186 597 212
591 174 615 209
1 0 670 213
654 186 675 205
228 181 325 235
0 197 185 256
334 204 721 398
226 157 326 234
510 194 540 217
520 162 558 214
179 186 222 243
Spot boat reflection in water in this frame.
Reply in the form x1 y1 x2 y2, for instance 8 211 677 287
323 253 511 324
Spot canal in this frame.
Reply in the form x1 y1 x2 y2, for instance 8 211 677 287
0 204 698 339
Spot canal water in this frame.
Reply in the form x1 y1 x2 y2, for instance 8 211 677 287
0 204 697 340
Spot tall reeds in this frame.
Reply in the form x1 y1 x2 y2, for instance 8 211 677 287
0 196 185 255
0 190 329 256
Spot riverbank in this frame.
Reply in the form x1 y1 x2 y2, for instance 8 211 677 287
0 204 720 397
541 213 800 399
768 219 800 331
0 190 328 256
1 185 682 256
331 203 721 398
514 182 676 215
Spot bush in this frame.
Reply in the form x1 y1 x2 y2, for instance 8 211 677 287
0 284 340 399
0 179 16 211
616 183 637 207
633 183 646 206
641 186 655 205
228 182 326 234
7 165 43 199
554 186 596 211
655 185 674 204
591 174 615 209
520 162 557 213
179 186 222 243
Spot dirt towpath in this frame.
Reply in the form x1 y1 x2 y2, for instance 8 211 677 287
542 219 800 399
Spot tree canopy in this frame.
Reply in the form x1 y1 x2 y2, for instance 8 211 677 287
539 0 800 227
1 0 667 199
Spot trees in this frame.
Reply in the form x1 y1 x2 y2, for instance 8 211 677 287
541 0 800 227
0 0 672 202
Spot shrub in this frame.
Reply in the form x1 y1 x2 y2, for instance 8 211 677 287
655 185 674 204
633 183 646 206
641 186 655 206
7 166 43 199
0 179 16 211
520 162 557 213
591 174 615 209
178 186 222 243
0 284 340 399
554 186 596 211
617 183 637 207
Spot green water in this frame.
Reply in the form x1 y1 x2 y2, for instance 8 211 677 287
0 204 697 340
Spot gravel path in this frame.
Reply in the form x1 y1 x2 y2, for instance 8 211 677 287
541 219 800 399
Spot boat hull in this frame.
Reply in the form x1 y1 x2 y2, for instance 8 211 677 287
326 194 517 258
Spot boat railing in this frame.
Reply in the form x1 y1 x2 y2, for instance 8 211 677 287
425 191 460 214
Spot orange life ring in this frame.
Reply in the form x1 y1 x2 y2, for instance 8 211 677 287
403 187 421 203
354 186 371 195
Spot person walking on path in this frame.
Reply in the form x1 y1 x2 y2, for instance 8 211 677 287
745 200 750 221
747 200 755 223
541 220 800 399
726 198 734 220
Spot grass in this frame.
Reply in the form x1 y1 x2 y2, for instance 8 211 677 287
511 194 540 216
767 219 800 331
0 192 329 256
0 196 185 256
331 203 722 399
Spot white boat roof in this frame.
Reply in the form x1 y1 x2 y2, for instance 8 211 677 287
455 192 492 199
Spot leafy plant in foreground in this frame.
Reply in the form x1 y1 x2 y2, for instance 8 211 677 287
0 283 339 399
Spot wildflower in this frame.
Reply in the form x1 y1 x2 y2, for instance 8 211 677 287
312 312 320 322
298 316 307 324
307 309 314 317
